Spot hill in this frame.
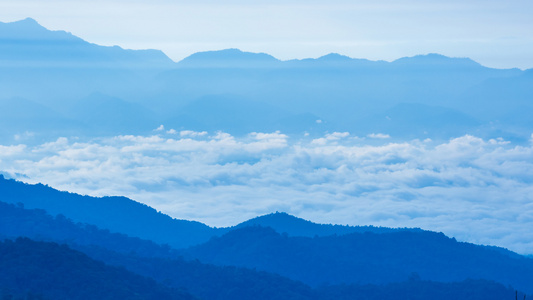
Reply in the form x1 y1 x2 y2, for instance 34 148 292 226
0 238 195 300
233 211 423 237
0 18 174 115
0 200 528 300
0 175 219 248
1 18 532 141
183 226 533 293
0 200 317 300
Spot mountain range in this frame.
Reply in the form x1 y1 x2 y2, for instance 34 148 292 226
1 175 532 299
1 18 532 143
1 18 533 299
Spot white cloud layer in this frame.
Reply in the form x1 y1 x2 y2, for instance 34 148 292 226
1 132 533 254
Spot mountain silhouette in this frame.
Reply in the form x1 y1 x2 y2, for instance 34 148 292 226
1 186 530 299
68 92 159 135
0 175 218 248
233 211 423 237
0 238 195 300
183 225 533 293
0 18 174 69
178 48 280 68
1 18 532 141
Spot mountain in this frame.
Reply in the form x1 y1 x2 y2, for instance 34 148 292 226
0 97 83 143
0 200 177 258
0 199 529 300
156 49 528 140
163 94 324 134
0 238 195 300
0 201 319 300
0 175 219 248
0 18 174 107
0 18 174 69
183 226 533 293
0 176 430 249
313 279 524 300
1 18 532 141
358 102 481 138
233 212 423 237
177 48 280 69
67 93 159 135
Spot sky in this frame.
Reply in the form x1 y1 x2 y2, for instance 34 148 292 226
2 130 533 254
1 0 532 69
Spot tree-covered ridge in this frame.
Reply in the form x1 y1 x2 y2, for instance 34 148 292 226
0 200 176 258
183 225 533 293
0 200 317 300
234 211 424 237
0 175 431 249
1 176 533 299
0 175 218 248
0 238 195 300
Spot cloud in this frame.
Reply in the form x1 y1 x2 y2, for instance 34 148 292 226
180 130 207 137
367 133 390 139
0 144 27 156
1 132 533 254
311 131 350 145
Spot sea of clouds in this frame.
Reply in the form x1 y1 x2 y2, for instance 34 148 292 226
1 130 533 254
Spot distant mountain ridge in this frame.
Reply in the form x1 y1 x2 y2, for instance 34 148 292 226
178 48 280 68
1 18 532 142
0 18 174 69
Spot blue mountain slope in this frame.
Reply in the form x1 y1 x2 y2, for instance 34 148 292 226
0 175 218 248
68 93 159 135
0 97 83 142
357 102 481 138
1 18 531 140
233 212 423 237
156 49 528 139
164 94 325 134
0 18 174 105
177 48 280 68
0 18 174 69
1 183 530 299
0 200 178 258
183 225 533 293
0 238 195 300
0 200 318 300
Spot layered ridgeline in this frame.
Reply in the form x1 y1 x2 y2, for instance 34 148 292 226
0 238 195 300
1 18 532 142
1 175 532 299
0 175 420 248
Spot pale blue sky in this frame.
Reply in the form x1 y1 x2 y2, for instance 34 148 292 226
1 0 532 69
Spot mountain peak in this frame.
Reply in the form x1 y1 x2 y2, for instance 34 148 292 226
392 53 482 68
178 48 280 68
0 17 78 42
317 53 353 61
3 17 42 28
17 17 40 25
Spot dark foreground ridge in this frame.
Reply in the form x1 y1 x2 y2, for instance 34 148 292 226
0 238 195 300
